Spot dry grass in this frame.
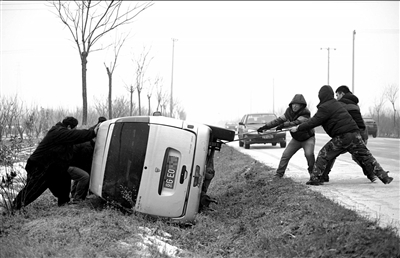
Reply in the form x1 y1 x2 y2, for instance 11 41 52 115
1 145 399 258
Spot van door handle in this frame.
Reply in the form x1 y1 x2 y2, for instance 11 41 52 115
179 165 187 184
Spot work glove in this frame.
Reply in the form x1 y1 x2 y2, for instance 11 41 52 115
276 124 284 131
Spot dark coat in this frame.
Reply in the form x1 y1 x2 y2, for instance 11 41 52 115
260 94 315 141
339 92 366 130
70 141 95 173
297 86 359 138
29 122 96 167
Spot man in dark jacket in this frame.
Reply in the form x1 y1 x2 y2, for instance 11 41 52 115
291 85 393 185
322 85 376 182
13 117 98 209
257 94 315 178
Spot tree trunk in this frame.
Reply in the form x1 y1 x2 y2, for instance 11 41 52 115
106 67 113 119
148 96 151 115
130 89 133 116
137 90 141 116
81 52 88 125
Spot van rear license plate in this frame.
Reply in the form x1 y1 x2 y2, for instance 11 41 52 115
262 134 273 139
164 156 179 189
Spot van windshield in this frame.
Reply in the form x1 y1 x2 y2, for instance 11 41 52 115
103 122 149 208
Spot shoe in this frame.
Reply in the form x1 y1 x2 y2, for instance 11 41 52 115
381 176 393 185
274 173 284 178
367 174 378 183
58 201 70 207
70 199 83 205
306 180 324 186
322 175 329 182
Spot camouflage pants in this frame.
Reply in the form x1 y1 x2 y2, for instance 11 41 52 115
311 131 388 181
323 129 371 178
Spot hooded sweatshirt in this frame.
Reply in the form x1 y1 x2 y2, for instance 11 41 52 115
297 85 359 138
260 94 315 141
339 92 366 130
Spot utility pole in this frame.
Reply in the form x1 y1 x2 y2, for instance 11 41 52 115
170 38 178 117
320 47 336 85
272 78 275 114
352 30 356 93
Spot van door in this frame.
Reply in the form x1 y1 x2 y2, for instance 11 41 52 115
135 124 196 217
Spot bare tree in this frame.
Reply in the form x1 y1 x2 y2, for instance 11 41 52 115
123 82 136 116
370 92 386 125
133 46 153 115
146 75 161 115
155 77 164 112
384 84 399 128
50 1 153 124
112 96 131 118
93 95 132 119
104 32 129 119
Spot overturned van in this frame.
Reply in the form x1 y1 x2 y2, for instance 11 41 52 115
89 116 234 222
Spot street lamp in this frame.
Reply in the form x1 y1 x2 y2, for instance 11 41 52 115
321 47 336 85
170 38 178 117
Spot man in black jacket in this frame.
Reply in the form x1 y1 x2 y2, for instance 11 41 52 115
291 85 393 185
257 94 315 178
13 117 98 209
322 85 376 182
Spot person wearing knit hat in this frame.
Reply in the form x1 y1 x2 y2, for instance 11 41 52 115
13 117 99 209
291 85 393 185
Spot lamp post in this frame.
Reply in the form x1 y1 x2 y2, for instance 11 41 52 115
170 38 178 117
321 47 336 85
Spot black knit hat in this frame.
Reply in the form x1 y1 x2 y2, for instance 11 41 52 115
98 116 107 123
336 85 351 94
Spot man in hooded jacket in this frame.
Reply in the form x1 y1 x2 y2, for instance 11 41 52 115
321 85 376 182
291 85 393 185
13 117 99 209
257 94 315 178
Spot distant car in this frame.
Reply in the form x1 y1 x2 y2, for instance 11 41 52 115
238 113 286 149
363 117 378 138
225 122 237 131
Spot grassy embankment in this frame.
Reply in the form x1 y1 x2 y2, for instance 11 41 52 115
1 145 399 258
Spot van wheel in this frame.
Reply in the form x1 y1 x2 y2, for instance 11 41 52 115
280 142 286 148
239 140 244 147
372 133 377 138
272 143 277 146
244 142 250 149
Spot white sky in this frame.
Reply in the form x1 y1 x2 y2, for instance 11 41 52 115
1 1 399 126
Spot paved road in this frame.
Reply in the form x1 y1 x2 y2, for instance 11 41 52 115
227 133 400 235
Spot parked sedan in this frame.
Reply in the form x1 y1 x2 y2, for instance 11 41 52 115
238 113 286 149
363 117 378 138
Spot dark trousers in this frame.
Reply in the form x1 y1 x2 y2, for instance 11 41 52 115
68 166 90 201
13 159 71 209
311 131 388 181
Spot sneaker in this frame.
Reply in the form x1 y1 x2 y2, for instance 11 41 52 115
381 176 393 185
322 175 329 182
306 180 324 186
